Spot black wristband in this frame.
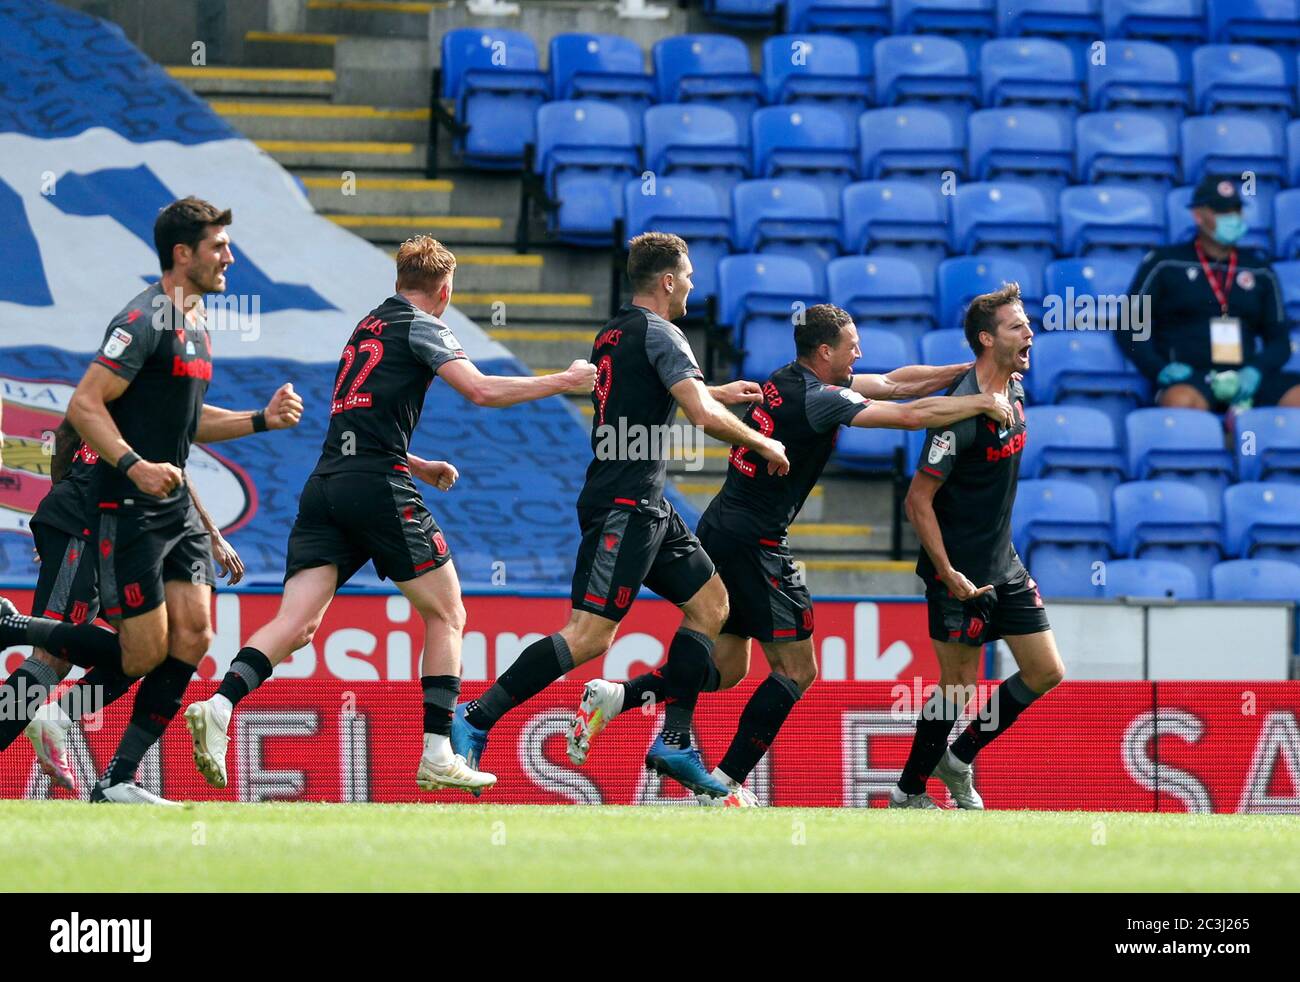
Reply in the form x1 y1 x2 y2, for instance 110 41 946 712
116 451 142 475
252 410 268 433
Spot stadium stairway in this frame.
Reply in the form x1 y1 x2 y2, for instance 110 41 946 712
165 3 922 597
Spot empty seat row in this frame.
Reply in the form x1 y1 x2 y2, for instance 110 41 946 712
1037 555 1300 599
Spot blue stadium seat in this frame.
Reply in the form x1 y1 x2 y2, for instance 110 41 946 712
653 35 763 132
623 177 730 307
1101 558 1203 598
750 105 859 203
1028 331 1150 430
1289 119 1300 187
1087 39 1190 121
858 106 967 180
921 327 972 366
1180 114 1287 192
835 426 907 473
1224 482 1300 558
1210 558 1300 600
1166 185 1273 254
440 27 549 168
1043 257 1140 330
937 255 1043 330
1126 407 1235 501
1012 479 1111 597
980 38 1085 111
967 108 1074 193
1290 327 1300 371
703 0 782 28
717 253 826 357
997 0 1103 49
828 255 936 358
840 181 949 268
852 326 915 373
732 179 840 290
534 101 639 244
1075 111 1180 188
951 182 1057 271
1191 44 1293 120
761 34 872 127
786 0 892 33
1235 408 1300 483
873 35 979 108
1273 189 1300 259
1274 260 1300 323
1112 479 1224 592
1206 0 1300 46
1102 0 1210 47
1059 185 1166 259
893 0 996 37
548 34 653 141
1023 405 1128 515
643 104 749 199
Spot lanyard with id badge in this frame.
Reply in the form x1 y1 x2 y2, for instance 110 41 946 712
1195 240 1244 365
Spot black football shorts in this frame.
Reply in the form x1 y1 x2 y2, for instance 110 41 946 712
698 521 813 643
925 564 1051 646
30 521 100 625
96 497 215 620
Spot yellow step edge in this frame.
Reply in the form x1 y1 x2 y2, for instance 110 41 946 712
167 66 336 82
212 101 429 120
456 253 543 267
489 328 593 341
456 292 591 307
301 176 453 192
257 139 415 154
327 214 501 229
246 30 340 45
308 0 444 12
801 559 915 573
789 523 874 536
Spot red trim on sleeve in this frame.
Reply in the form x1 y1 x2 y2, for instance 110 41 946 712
393 464 410 473
920 465 944 478
95 357 123 371
758 538 781 546
613 497 637 506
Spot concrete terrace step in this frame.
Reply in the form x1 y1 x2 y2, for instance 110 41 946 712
244 31 341 69
299 173 453 216
167 66 336 98
306 0 444 37
456 292 596 323
210 100 430 141
256 139 425 170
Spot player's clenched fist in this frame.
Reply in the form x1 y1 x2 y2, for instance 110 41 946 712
981 392 1014 429
713 380 764 405
127 459 184 498
938 566 994 601
265 382 304 429
759 438 790 476
564 359 597 394
412 458 459 492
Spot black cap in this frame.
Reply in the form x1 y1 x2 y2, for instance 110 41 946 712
1191 174 1244 212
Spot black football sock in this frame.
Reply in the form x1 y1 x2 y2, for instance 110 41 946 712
620 669 667 717
422 675 460 736
717 672 801 784
0 658 61 751
702 658 721 693
214 647 274 708
897 687 965 795
0 614 121 672
104 656 194 785
465 633 573 731
660 628 714 749
949 672 1040 765
59 664 136 722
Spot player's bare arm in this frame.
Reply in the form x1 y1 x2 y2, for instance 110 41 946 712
905 471 993 600
851 391 1013 430
67 362 183 498
439 357 596 407
407 454 458 491
708 380 764 405
188 480 243 585
194 383 303 442
851 362 974 400
671 377 790 475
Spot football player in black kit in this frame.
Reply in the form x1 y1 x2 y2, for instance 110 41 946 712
0 196 303 804
891 283 1066 810
183 235 596 795
452 232 791 798
566 304 1015 805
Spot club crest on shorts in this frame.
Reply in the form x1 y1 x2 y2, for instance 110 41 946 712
966 616 984 639
70 601 89 625
124 583 144 608
432 531 448 556
614 586 633 609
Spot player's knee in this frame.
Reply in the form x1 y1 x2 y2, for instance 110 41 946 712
172 625 213 664
294 616 324 651
716 659 748 690
427 598 467 636
120 640 167 678
1033 662 1065 692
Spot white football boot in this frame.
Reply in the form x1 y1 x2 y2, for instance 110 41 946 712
25 702 76 792
696 768 761 807
933 749 984 810
888 786 942 809
183 696 231 789
90 780 181 806
416 752 497 793
566 678 624 765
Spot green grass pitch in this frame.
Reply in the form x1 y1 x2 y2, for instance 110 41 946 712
5 802 1298 891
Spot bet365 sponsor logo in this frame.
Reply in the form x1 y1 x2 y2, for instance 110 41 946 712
49 912 151 962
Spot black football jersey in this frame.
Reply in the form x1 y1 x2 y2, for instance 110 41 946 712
701 362 868 540
31 442 98 540
312 294 467 477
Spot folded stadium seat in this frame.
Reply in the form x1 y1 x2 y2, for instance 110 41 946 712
967 108 1075 196
852 326 915 373
653 35 763 135
873 35 980 119
750 105 859 206
1101 0 1210 69
1288 119 1300 187
1043 257 1140 331
1100 557 1203 598
623 176 731 309
840 180 950 280
951 181 1058 272
938 255 1044 330
835 426 907 474
1166 185 1274 255
732 179 841 292
1023 405 1129 517
858 106 967 182
1210 558 1300 599
903 426 929 475
717 254 826 370
979 39 1086 114
1086 39 1190 135
1235 408 1300 484
534 101 640 246
1028 331 1150 432
921 327 972 367
1206 0 1300 49
703 0 782 28
1180 114 1287 195
1223 481 1300 559
1059 185 1166 260
1112 479 1225 593
1074 111 1181 192
643 104 749 201
761 34 873 130
827 255 935 359
893 0 997 43
786 0 892 34
548 34 654 143
1126 407 1236 503
1273 260 1300 323
1272 189 1300 259
440 27 550 168
1012 479 1112 597
996 0 1104 65
1191 44 1294 122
